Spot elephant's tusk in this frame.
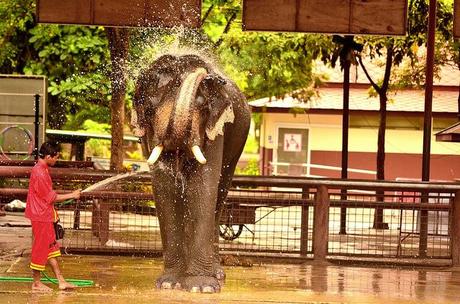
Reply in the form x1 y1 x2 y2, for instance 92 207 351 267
147 145 163 165
191 145 207 164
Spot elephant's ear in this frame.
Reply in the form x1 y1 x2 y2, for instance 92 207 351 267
132 63 175 130
130 108 145 137
204 76 235 141
132 74 154 137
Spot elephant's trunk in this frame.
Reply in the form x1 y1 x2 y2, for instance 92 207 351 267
172 67 208 140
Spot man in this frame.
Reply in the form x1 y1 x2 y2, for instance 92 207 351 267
25 142 81 292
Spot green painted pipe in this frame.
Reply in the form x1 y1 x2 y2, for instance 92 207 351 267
0 276 94 287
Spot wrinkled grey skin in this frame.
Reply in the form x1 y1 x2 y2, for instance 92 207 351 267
132 54 251 293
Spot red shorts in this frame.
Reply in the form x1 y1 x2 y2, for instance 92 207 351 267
30 221 61 271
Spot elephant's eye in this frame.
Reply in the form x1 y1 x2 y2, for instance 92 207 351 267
195 95 205 107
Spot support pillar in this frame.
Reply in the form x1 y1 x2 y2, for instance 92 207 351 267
313 185 330 261
452 191 460 266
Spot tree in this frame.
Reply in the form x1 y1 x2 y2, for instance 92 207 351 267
200 0 333 100
106 28 129 170
354 0 455 228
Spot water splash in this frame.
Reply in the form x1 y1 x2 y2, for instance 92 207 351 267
82 170 146 193
128 26 225 82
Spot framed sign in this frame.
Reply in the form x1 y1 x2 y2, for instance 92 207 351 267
36 0 201 28
243 0 408 36
455 0 460 38
284 133 302 152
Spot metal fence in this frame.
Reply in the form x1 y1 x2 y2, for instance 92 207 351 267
54 175 458 261
1 167 460 262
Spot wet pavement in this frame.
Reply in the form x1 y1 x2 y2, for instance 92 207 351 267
1 226 460 303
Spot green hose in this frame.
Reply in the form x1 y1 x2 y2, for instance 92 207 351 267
58 199 75 206
0 271 94 287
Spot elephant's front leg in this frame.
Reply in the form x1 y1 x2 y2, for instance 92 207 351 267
182 149 223 292
152 166 186 289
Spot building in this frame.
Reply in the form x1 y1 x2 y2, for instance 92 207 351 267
249 63 460 181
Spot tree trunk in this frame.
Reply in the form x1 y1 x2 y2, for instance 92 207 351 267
373 45 393 229
106 28 129 171
373 92 388 229
377 92 387 181
357 44 394 230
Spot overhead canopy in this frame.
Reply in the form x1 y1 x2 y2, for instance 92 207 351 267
243 0 407 35
435 122 460 142
36 0 201 28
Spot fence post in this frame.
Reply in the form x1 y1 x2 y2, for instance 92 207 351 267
92 199 109 244
300 187 309 256
313 185 330 261
452 191 460 266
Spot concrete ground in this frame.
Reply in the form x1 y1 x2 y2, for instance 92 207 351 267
2 214 460 303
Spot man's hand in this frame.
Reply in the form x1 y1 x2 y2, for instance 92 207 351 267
72 189 81 200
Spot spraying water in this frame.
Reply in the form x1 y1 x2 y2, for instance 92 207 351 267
128 26 225 83
81 170 147 193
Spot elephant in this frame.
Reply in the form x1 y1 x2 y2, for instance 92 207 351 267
132 54 251 293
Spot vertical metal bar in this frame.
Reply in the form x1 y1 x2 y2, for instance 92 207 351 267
34 94 40 160
300 187 309 255
422 0 436 181
420 0 437 257
452 191 460 265
340 40 351 235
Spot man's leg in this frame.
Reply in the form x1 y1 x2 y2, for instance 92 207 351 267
31 269 52 292
49 257 76 290
30 222 52 292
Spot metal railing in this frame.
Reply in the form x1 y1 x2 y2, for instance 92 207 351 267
1 166 460 263
269 161 376 178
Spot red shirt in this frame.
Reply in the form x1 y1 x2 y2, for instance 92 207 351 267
25 160 58 222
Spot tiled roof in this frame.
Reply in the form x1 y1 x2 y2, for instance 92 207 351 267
313 58 460 86
249 85 458 113
436 121 460 142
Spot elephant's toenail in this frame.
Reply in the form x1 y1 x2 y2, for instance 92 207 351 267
190 286 200 293
202 286 215 293
161 282 172 289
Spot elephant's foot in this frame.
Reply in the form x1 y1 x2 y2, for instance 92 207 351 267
156 273 182 290
181 275 221 293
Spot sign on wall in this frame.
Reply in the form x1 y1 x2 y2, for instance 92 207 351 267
243 0 408 36
455 0 460 38
36 0 201 28
284 133 302 152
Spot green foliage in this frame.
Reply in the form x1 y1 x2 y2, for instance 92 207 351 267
0 0 112 129
201 0 333 101
79 120 111 158
125 150 143 160
359 0 457 90
26 25 111 128
235 158 260 176
0 0 35 73
243 135 258 154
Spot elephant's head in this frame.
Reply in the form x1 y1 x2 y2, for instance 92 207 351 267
132 54 235 165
